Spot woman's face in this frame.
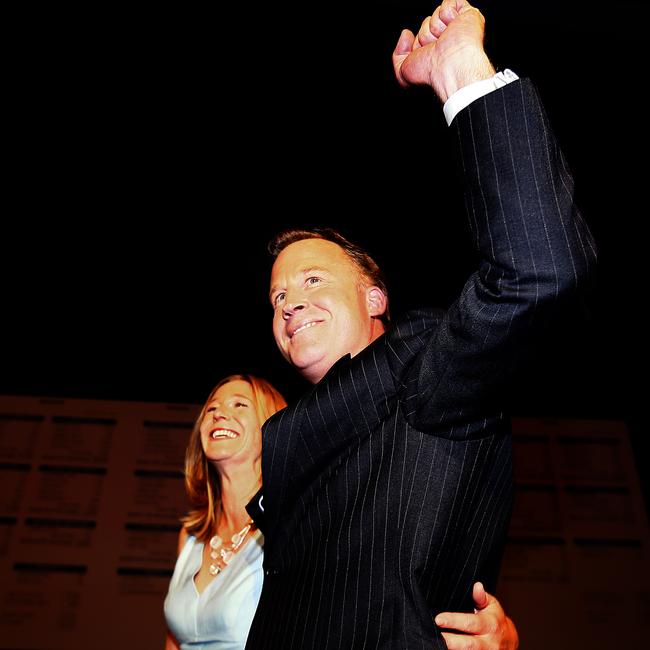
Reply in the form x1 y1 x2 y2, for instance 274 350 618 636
199 379 262 466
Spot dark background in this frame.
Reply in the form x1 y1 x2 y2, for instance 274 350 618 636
4 2 646 499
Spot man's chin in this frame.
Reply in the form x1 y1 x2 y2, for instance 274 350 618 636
289 351 330 384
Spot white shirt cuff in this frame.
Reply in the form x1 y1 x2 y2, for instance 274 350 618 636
443 69 519 126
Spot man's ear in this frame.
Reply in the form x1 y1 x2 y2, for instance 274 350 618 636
366 286 387 318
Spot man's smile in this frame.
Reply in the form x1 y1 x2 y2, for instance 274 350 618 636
289 319 323 339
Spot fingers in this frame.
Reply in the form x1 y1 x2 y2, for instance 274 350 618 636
416 15 437 47
472 581 489 611
435 611 483 634
436 585 519 649
392 0 488 94
416 2 461 47
392 29 416 87
394 28 415 55
438 1 462 30
435 583 500 635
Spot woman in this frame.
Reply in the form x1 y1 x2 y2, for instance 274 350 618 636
164 374 287 649
164 373 519 649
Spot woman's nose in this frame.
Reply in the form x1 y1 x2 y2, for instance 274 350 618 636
212 407 228 420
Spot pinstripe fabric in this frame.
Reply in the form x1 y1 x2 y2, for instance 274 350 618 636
245 79 596 649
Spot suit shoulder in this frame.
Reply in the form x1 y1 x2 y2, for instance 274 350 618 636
384 308 444 377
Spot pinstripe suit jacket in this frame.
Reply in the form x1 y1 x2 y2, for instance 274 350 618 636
245 79 596 649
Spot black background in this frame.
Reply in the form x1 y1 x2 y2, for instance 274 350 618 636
4 2 646 498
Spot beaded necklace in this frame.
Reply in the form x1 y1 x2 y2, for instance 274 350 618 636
207 520 254 576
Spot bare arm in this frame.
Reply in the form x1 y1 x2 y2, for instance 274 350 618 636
164 632 181 650
163 527 189 650
176 526 188 555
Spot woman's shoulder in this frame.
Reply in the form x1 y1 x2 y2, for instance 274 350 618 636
177 525 194 555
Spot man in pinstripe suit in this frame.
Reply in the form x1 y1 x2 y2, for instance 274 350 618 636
245 1 596 648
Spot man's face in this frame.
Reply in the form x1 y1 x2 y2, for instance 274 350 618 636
270 238 386 383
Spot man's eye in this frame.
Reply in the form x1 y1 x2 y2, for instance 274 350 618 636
307 277 321 285
274 292 286 306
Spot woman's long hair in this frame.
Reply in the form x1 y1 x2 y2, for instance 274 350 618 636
182 374 287 542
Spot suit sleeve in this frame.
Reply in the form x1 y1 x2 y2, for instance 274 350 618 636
405 78 597 434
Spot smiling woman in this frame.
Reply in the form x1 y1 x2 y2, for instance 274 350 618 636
163 374 286 650
200 380 264 465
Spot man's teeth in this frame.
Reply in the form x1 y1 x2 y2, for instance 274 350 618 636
211 430 238 439
294 321 318 336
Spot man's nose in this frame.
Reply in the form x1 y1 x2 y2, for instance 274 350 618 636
282 297 307 319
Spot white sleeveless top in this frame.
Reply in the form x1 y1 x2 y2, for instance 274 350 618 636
164 530 264 650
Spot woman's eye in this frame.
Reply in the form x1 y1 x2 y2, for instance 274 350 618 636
206 406 216 413
234 401 248 408
274 292 286 306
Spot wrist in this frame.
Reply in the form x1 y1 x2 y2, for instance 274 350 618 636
442 68 519 125
436 51 495 103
